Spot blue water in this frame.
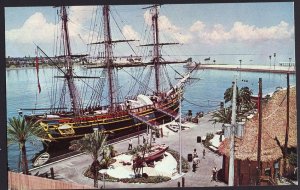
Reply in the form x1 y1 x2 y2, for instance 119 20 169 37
6 65 296 171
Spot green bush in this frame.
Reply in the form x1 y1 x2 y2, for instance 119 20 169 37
167 149 190 173
203 133 214 147
287 152 297 166
120 176 170 183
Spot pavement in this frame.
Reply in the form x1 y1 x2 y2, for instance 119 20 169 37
29 112 227 188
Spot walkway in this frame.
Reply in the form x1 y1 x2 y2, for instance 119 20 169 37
29 112 227 188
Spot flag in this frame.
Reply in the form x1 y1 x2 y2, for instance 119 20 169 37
35 48 41 93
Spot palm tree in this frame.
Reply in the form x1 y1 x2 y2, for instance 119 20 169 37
224 85 239 105
239 87 254 111
7 117 48 174
224 85 253 112
211 108 232 124
70 130 107 188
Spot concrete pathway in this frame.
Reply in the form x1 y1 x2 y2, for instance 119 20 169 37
29 112 227 188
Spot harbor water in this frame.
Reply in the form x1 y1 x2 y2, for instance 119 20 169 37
6 65 296 171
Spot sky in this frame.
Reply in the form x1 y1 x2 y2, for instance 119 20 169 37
5 2 295 65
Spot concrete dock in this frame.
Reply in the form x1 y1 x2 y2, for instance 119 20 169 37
194 64 296 74
29 112 227 188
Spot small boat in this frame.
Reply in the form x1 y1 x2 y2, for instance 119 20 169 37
166 124 190 132
144 144 169 162
33 152 50 167
134 144 169 163
165 124 178 132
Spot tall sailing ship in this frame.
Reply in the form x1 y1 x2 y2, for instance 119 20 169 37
23 5 195 150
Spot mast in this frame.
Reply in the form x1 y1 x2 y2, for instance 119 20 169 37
61 6 81 115
152 6 160 94
141 5 180 94
103 5 116 110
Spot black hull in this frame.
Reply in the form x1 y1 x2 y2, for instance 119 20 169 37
42 101 179 152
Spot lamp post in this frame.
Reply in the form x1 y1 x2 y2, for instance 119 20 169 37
269 55 272 70
179 94 182 175
273 53 276 70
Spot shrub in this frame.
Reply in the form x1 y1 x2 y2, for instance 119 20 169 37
167 149 190 173
203 133 214 148
287 152 297 167
120 176 170 183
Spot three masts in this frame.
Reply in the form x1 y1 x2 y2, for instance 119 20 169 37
24 5 194 148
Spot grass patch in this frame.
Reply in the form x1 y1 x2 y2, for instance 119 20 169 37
120 176 171 183
84 168 171 183
167 149 190 173
84 167 120 182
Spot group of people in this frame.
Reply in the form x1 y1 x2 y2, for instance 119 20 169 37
192 149 206 172
128 135 154 150
192 148 218 182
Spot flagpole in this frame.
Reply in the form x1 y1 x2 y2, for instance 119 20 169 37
228 76 237 186
179 92 182 175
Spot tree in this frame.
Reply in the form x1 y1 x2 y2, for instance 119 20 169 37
70 130 107 188
132 143 148 178
224 85 254 113
7 117 48 174
239 87 254 111
211 108 232 124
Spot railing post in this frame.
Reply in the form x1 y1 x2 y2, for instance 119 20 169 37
50 167 54 179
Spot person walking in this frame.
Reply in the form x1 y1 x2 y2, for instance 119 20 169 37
202 149 206 159
211 166 217 181
128 139 133 150
192 155 200 172
193 148 198 158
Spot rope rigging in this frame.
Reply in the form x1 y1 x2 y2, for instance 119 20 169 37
183 97 222 108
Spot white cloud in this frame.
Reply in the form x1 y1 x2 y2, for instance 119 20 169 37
143 9 191 43
200 24 231 44
159 15 179 32
189 21 205 32
143 10 152 26
5 7 94 55
122 25 140 40
190 20 294 44
6 12 56 44
69 6 95 24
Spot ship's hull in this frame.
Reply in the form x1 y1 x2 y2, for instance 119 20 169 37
26 91 181 151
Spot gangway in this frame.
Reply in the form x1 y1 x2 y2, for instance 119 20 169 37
128 112 159 129
154 107 179 120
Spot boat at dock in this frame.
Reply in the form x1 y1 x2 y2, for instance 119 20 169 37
32 152 50 167
22 5 195 152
